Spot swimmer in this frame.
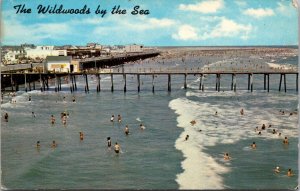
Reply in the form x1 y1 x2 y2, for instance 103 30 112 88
283 137 289 145
110 115 114 122
185 135 189 141
262 124 266 130
51 115 55 124
258 131 261 135
51 140 57 148
107 137 112 147
118 114 122 123
224 153 231 160
255 126 258 131
190 120 196 126
140 123 146 130
72 96 76 102
28 96 31 101
251 142 256 149
268 124 272 128
32 112 36 118
36 141 41 148
272 129 277 134
278 132 282 136
124 125 129 135
4 113 8 122
79 132 84 141
274 166 280 173
215 111 218 115
240 108 244 115
114 142 120 154
287 168 293 177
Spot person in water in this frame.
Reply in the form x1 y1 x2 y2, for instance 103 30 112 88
272 129 277 134
190 120 196 126
215 111 218 115
29 96 31 101
110 115 114 122
107 137 112 147
36 141 41 148
4 113 8 122
251 142 256 149
140 123 146 130
185 135 189 141
262 124 266 130
287 168 293 177
274 166 280 173
51 115 55 124
114 142 120 153
118 114 122 123
72 96 76 102
51 140 57 148
240 108 244 115
32 112 36 118
283 137 289 145
224 153 231 160
124 125 129 135
79 132 84 141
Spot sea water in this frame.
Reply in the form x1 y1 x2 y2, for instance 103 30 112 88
1 48 298 189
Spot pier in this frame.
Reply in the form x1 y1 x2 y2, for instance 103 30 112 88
1 67 298 93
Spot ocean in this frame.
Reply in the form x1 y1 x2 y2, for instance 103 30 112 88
1 47 298 189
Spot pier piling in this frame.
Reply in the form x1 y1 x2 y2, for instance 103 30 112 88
85 74 89 93
168 74 171 92
39 74 43 92
279 74 283 92
137 74 140 92
111 74 114 92
123 74 126 92
296 73 298 92
267 74 269 92
184 74 187 89
152 74 155 93
284 74 287 92
24 74 27 92
199 74 204 91
250 74 253 92
54 74 57 92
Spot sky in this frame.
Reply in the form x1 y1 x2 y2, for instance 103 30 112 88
1 0 298 46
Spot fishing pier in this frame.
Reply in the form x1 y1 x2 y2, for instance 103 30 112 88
1 68 298 93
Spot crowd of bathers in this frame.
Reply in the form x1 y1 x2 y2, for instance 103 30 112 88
186 108 296 177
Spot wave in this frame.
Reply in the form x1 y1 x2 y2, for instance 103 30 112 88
169 90 298 189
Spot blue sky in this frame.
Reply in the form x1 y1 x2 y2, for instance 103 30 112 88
1 0 298 46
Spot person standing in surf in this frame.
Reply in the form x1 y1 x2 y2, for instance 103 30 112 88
114 142 120 153
124 125 129 135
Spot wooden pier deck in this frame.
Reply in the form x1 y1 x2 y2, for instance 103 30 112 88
1 67 298 93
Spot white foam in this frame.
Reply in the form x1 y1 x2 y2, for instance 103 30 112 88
169 91 298 189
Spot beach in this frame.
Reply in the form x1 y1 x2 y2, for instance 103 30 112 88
1 47 298 190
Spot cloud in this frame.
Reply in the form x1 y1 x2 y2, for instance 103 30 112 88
172 18 252 41
3 19 71 44
243 8 275 18
209 18 252 38
235 0 247 7
172 25 198 40
179 0 224 13
276 1 296 17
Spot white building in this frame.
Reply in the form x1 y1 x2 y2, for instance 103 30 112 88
3 48 25 64
44 56 72 73
124 44 143 53
26 46 67 59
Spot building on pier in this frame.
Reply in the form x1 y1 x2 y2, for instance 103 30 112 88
45 56 74 73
